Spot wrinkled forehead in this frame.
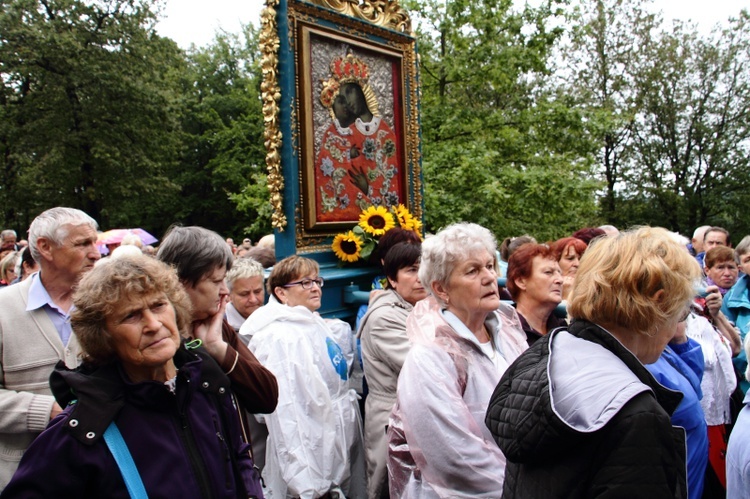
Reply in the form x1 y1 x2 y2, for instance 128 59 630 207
705 231 727 243
57 223 97 242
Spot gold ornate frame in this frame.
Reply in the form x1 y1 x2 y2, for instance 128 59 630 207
261 0 421 254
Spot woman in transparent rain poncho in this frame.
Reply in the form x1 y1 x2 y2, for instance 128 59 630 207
242 256 365 499
387 223 528 498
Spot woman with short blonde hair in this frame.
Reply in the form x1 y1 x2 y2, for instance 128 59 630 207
488 227 702 497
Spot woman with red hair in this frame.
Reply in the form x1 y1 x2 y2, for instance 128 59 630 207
550 236 588 300
507 244 567 346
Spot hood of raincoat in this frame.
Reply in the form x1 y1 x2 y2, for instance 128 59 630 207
486 319 683 464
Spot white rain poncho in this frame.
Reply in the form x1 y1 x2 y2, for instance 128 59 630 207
246 296 365 498
387 296 527 498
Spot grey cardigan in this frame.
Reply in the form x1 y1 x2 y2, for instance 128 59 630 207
0 276 81 488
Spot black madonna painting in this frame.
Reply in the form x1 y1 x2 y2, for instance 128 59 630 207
309 38 405 224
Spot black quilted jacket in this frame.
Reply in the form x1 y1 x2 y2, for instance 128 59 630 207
485 319 688 498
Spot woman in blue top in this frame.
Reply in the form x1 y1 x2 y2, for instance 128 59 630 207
723 236 750 393
646 318 707 499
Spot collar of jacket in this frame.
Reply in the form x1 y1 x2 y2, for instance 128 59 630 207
49 342 231 445
567 319 683 416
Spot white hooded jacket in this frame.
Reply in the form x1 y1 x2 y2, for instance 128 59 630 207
244 296 365 498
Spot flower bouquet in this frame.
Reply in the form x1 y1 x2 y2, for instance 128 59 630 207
332 204 422 263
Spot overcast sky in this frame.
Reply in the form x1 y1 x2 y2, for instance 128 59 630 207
156 0 747 49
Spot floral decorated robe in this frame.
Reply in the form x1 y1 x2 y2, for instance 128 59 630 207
315 116 402 221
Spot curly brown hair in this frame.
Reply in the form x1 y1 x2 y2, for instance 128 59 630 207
71 256 192 365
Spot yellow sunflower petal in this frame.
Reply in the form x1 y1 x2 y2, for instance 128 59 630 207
359 206 395 236
332 231 363 262
406 217 423 238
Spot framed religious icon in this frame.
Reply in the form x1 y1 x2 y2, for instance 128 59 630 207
260 0 422 255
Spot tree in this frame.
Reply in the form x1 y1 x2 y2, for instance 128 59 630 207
406 0 601 241
174 25 271 240
561 0 660 225
0 0 185 231
626 12 750 236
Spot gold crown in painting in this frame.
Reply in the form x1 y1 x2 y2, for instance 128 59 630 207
320 54 370 108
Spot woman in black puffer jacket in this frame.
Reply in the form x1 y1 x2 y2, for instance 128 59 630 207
486 227 701 499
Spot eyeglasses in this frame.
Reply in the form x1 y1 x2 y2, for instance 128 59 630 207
283 277 324 290
678 308 692 323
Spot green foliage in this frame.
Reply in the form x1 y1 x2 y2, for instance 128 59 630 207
0 0 184 232
172 24 270 241
3 0 748 245
408 0 601 241
564 1 750 238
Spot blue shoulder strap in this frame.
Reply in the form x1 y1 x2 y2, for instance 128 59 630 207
103 421 148 499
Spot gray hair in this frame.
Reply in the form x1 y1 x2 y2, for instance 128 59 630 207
418 222 497 304
120 234 143 248
110 245 143 260
1 229 16 240
28 207 98 263
157 226 233 287
226 258 264 291
735 235 750 260
693 225 712 239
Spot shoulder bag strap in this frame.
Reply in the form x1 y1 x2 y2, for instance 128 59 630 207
103 421 148 499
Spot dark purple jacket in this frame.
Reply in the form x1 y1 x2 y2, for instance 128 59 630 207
1 343 263 498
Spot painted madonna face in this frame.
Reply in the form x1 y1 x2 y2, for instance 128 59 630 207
332 94 354 127
341 82 368 118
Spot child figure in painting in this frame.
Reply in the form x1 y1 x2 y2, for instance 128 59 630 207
316 53 402 221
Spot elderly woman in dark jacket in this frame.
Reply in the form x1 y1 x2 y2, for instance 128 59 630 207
2 255 263 497
486 227 702 498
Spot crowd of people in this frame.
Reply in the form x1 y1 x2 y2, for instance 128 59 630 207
1 208 750 498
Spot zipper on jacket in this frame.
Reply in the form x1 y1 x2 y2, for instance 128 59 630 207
176 410 213 498
213 416 233 489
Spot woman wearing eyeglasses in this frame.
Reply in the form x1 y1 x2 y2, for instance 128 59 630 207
243 256 365 499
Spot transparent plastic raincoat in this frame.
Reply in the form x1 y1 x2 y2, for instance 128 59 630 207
387 296 527 498
246 296 366 498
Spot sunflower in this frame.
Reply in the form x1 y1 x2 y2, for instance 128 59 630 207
332 231 364 262
404 216 423 238
392 204 412 228
358 206 395 236
391 204 422 237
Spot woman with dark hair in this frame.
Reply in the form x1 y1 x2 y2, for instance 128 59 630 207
157 226 279 417
243 256 365 498
507 243 566 346
550 236 589 300
15 246 39 282
2 256 264 497
571 227 606 245
487 227 702 497
356 227 421 329
724 237 750 393
357 242 427 498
